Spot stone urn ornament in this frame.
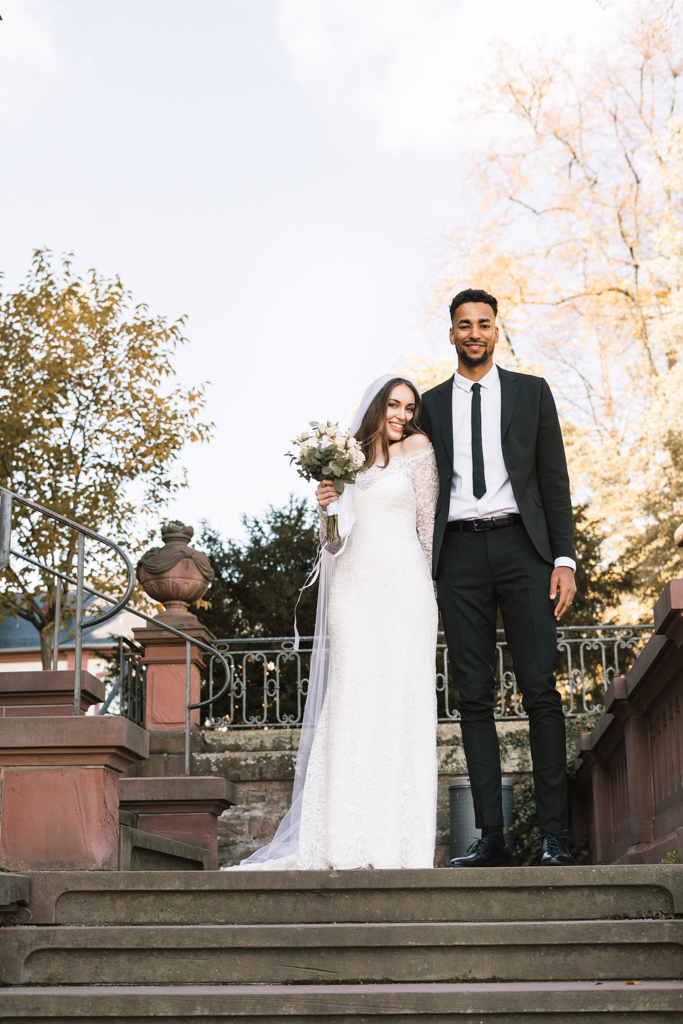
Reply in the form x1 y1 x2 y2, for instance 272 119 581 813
137 521 215 620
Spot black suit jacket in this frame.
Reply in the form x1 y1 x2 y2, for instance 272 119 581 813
420 366 575 580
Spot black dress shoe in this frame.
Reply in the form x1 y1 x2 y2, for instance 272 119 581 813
449 836 513 868
540 834 575 866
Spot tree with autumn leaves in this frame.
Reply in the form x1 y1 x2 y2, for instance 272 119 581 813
0 250 212 668
419 0 683 614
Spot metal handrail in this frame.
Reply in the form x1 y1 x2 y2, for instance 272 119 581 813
0 485 231 774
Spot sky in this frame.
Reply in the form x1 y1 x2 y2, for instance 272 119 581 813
0 0 632 545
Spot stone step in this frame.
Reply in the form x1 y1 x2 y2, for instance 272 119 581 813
1 982 682 1020
118 824 210 871
22 864 683 926
4 920 683 986
0 872 29 924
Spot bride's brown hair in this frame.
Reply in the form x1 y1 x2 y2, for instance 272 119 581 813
355 377 425 470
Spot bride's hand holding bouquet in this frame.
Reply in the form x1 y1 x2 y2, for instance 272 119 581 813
315 479 339 508
286 421 365 543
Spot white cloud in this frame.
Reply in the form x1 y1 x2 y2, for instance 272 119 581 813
275 0 633 151
0 0 67 136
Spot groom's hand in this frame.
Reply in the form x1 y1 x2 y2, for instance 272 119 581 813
550 566 576 621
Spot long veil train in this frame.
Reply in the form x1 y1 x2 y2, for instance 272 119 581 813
227 547 334 867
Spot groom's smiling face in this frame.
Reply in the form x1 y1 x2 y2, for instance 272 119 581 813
450 302 499 368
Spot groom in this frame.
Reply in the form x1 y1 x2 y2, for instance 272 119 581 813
421 288 577 867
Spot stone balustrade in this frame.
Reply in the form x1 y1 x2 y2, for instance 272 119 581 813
574 579 683 863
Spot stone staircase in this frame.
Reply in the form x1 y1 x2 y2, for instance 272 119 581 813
1 865 683 1019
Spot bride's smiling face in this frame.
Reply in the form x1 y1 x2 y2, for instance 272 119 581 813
385 384 416 443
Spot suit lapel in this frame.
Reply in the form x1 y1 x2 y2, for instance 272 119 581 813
432 375 454 469
499 366 520 440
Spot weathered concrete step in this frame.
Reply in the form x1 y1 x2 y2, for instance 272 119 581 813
21 865 683 926
4 920 683 986
1 982 682 1020
119 825 210 871
0 872 29 923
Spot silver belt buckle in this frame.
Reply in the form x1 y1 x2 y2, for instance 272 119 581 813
472 519 488 532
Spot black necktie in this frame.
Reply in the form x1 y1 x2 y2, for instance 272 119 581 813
471 382 486 499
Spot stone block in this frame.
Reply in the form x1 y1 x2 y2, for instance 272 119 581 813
119 775 236 870
124 752 168 778
218 817 247 837
3 918 683 986
119 809 139 829
0 670 104 717
0 716 148 872
265 791 288 806
0 715 149 771
249 815 282 838
2 981 683 1019
134 621 213 732
148 729 188 754
145 662 201 730
136 811 216 851
119 775 237 805
0 766 120 871
203 728 300 753
18 864 683 928
0 871 30 923
118 824 209 871
654 577 683 644
164 753 187 776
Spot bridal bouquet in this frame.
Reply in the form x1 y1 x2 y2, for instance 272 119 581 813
287 422 365 542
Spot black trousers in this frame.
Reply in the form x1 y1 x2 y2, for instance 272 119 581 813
437 522 568 837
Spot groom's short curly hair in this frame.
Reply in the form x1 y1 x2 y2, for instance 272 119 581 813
449 288 498 321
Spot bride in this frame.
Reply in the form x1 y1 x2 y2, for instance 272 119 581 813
229 375 439 870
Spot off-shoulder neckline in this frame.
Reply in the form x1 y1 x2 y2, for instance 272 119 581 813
369 442 433 470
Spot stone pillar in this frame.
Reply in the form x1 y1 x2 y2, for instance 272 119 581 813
135 522 216 733
623 713 655 854
0 717 148 871
576 731 613 864
134 618 214 731
606 676 654 863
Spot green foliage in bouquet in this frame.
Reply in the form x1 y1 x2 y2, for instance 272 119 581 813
286 422 365 543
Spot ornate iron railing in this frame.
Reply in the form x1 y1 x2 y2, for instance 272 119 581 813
99 637 147 729
202 624 654 729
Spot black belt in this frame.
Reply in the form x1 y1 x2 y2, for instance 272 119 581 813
446 513 523 534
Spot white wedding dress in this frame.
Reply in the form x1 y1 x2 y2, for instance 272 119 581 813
238 446 440 870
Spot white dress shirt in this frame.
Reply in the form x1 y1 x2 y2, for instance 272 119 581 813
449 365 576 571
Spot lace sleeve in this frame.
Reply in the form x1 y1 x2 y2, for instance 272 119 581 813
318 507 344 555
410 447 439 565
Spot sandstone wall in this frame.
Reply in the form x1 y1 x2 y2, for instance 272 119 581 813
126 722 533 868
